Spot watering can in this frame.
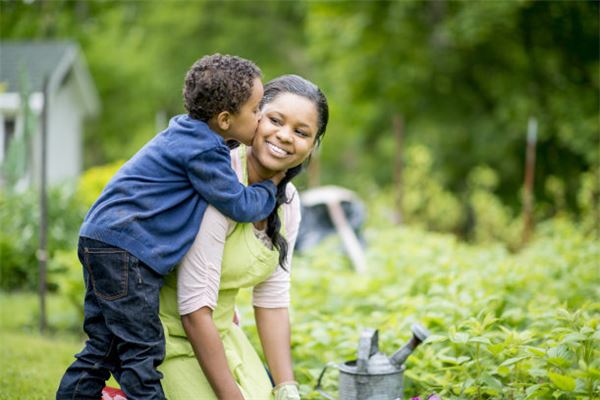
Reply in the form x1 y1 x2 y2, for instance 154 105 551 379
315 324 430 400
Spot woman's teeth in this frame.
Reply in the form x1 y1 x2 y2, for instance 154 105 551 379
267 142 288 156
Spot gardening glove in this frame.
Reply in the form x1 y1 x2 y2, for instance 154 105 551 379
273 381 300 400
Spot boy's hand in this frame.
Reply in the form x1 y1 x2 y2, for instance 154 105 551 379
270 171 287 186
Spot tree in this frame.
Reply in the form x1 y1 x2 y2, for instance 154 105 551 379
305 0 599 212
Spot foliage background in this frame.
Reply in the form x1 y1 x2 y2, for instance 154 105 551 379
2 0 598 214
0 0 598 398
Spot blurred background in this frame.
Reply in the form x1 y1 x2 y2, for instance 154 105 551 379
0 1 598 398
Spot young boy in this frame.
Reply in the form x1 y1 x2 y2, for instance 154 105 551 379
56 54 279 400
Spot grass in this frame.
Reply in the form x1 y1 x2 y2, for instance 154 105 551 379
0 292 119 399
0 330 82 399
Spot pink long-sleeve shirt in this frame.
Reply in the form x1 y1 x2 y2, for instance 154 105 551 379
176 147 301 316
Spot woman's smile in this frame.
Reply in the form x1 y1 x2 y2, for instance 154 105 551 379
266 141 291 157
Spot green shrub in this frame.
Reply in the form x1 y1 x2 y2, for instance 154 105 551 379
48 249 85 324
362 146 595 252
0 233 38 291
466 166 523 250
363 145 462 233
0 160 123 291
576 167 600 237
234 218 600 399
0 189 42 290
0 186 84 290
402 145 463 233
75 160 124 209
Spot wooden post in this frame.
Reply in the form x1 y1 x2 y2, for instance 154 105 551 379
393 114 404 224
325 200 366 273
522 117 537 244
38 77 49 334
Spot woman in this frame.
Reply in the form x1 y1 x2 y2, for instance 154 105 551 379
158 75 328 400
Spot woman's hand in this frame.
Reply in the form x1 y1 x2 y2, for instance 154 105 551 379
273 381 301 400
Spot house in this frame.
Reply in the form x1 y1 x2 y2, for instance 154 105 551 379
0 40 100 188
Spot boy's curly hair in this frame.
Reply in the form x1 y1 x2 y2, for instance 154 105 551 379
183 54 262 122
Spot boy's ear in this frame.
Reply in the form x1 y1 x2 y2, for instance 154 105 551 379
216 111 231 131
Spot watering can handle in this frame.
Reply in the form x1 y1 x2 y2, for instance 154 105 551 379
314 362 337 400
357 328 379 373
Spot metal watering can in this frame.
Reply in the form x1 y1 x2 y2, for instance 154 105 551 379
315 324 430 400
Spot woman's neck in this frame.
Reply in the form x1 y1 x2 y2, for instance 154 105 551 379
245 147 277 185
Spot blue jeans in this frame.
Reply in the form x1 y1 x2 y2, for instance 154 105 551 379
56 237 166 400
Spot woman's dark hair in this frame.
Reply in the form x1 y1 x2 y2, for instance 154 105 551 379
261 75 329 270
183 54 261 122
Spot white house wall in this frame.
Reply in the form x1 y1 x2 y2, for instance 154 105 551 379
5 80 85 188
46 74 83 185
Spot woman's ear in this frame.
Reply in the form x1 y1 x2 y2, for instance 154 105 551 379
215 111 231 131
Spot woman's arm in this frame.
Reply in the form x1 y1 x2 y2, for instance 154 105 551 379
254 307 294 384
177 205 243 398
181 308 244 400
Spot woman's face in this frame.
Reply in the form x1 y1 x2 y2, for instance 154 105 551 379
252 93 319 173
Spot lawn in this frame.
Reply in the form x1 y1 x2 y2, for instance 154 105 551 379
0 293 119 400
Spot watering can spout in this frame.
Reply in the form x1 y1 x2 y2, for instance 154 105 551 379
390 323 431 368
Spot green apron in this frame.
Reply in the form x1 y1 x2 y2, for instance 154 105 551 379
158 149 283 400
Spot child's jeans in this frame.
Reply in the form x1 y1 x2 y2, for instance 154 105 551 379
56 237 166 400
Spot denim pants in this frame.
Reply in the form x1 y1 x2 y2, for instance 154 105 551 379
56 237 166 400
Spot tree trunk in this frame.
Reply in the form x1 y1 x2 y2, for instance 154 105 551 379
522 117 537 244
393 114 404 225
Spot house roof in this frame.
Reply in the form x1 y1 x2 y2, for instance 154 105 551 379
1 41 73 93
0 40 100 115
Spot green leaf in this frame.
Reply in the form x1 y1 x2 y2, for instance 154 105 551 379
450 332 469 344
588 367 600 379
487 343 505 355
500 355 530 367
469 336 492 345
580 326 594 335
424 334 448 344
547 346 574 368
524 383 550 399
526 346 546 357
481 374 502 390
528 367 548 379
547 357 572 368
561 333 586 343
547 372 576 391
438 355 471 365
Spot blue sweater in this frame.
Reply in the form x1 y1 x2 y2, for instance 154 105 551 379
80 115 277 275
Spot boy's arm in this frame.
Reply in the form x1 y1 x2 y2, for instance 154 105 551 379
188 146 277 223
